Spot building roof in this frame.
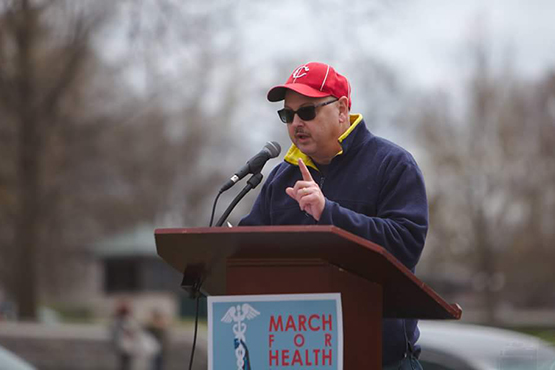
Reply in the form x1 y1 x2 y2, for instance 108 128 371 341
92 224 158 258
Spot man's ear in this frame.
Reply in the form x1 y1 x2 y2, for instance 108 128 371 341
338 96 350 123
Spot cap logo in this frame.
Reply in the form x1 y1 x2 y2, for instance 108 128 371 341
292 65 309 81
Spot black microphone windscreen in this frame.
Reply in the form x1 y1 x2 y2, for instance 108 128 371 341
265 141 281 158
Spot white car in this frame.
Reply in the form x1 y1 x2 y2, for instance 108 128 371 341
418 321 555 370
0 345 37 370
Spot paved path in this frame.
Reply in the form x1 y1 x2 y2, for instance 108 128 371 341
0 321 208 370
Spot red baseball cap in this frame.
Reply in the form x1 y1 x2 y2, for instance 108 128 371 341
267 62 352 109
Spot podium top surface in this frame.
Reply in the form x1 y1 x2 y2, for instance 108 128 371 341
155 225 462 320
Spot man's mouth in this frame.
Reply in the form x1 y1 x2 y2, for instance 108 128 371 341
296 132 310 141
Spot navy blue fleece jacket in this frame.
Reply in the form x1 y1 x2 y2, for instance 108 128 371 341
239 114 428 365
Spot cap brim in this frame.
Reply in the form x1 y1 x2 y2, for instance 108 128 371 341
267 84 331 102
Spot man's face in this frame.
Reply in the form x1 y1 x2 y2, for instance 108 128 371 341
284 90 344 164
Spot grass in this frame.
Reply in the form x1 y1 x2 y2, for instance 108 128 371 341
513 328 555 346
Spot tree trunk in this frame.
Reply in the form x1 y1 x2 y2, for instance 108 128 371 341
474 207 497 324
14 114 40 319
12 0 40 320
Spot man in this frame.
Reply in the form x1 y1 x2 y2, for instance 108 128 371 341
239 62 427 369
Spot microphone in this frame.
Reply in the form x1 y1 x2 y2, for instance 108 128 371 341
219 141 281 192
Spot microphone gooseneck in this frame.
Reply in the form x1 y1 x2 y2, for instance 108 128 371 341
209 140 281 227
215 172 264 227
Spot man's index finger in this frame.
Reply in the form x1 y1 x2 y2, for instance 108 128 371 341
298 158 314 181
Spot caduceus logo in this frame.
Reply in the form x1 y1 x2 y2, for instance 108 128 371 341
221 303 260 370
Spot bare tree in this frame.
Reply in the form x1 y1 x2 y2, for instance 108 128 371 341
408 36 555 322
112 0 244 226
1 0 250 318
0 0 110 319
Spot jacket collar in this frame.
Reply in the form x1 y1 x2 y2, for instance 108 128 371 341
284 114 364 170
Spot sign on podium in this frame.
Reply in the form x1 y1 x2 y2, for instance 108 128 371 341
208 293 343 370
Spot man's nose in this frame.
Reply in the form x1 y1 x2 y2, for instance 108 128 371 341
290 113 304 127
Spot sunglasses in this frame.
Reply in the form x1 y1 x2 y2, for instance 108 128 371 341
277 98 338 124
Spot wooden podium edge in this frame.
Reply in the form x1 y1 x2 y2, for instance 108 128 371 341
155 225 462 320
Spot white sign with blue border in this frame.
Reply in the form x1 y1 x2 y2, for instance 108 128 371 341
208 293 343 370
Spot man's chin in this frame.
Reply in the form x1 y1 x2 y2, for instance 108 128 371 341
296 143 315 156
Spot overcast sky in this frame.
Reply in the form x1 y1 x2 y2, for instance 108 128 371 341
239 0 555 89
369 0 555 88
105 0 555 97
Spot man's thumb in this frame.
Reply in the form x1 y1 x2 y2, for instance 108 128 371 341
286 187 295 199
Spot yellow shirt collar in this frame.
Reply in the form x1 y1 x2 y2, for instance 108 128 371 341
284 114 363 170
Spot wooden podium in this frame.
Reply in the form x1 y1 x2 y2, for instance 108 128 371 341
155 225 461 369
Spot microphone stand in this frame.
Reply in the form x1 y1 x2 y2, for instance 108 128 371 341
215 172 264 227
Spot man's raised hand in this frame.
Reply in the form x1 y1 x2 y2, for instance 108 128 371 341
285 158 326 221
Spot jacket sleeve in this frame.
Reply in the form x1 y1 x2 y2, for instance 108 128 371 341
318 160 428 270
237 189 270 226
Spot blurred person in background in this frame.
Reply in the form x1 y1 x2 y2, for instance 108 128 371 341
145 309 169 370
111 302 160 370
111 302 136 370
240 62 428 369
